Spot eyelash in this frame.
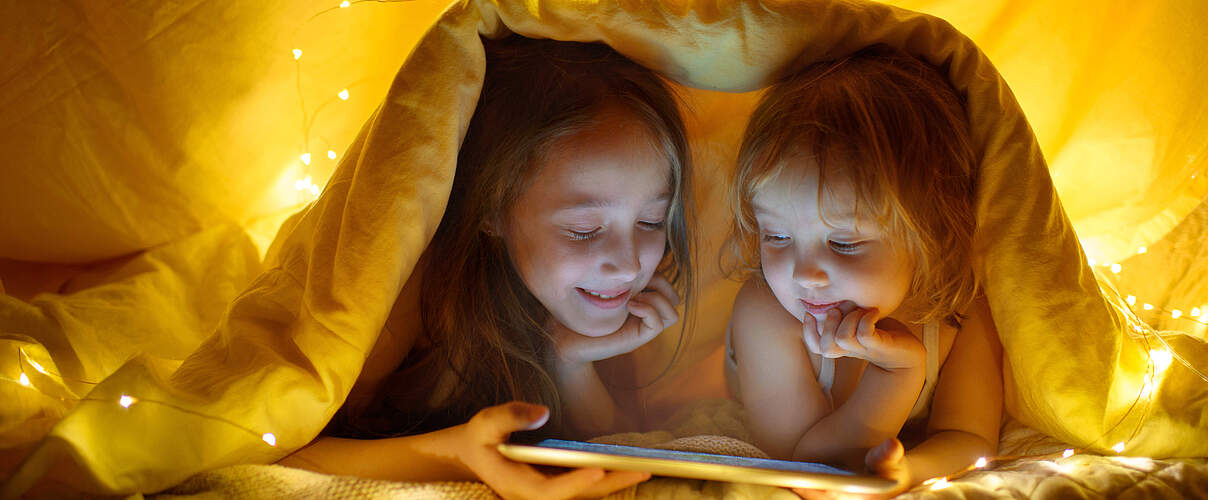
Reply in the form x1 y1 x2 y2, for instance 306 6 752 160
568 220 665 241
760 234 866 254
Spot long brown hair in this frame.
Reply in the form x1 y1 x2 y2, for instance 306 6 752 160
329 36 694 438
729 45 977 326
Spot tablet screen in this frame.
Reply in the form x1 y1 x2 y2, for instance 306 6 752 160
498 438 897 493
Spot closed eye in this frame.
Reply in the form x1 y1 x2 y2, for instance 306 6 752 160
761 233 790 244
829 241 865 254
639 220 666 231
568 228 601 241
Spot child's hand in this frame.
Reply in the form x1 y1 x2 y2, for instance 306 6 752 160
552 274 680 364
454 402 651 499
791 438 910 500
801 308 924 371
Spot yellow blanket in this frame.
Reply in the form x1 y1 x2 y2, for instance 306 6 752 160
3 0 1207 496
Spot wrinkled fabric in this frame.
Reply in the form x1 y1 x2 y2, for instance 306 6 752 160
2 0 1207 496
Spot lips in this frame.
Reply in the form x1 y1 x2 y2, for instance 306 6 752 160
577 287 631 310
801 299 841 316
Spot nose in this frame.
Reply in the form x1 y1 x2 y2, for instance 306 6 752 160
599 229 641 282
793 255 829 289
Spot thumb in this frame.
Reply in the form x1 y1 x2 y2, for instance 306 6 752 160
473 402 550 442
865 437 905 475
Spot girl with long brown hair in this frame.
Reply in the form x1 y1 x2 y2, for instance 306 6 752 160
278 35 695 500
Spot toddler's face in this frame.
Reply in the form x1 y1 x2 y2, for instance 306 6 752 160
752 157 913 325
501 107 671 337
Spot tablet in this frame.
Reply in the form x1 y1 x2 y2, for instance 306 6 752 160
497 439 897 494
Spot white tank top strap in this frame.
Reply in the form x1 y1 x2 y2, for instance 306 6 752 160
907 321 942 420
818 357 836 408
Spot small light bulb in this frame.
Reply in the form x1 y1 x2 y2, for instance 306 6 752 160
1172 309 1183 319
1126 295 1137 306
929 477 950 491
1143 303 1154 311
300 153 311 165
1150 349 1173 373
1112 442 1125 453
309 185 320 195
262 433 277 446
327 150 337 160
1137 246 1147 254
292 48 302 60
338 89 350 101
119 395 136 408
1192 307 1201 317
1110 263 1122 274
18 372 31 386
974 457 988 468
340 0 351 7
1062 449 1075 458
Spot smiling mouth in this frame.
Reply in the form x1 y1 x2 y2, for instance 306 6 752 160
801 299 841 315
577 287 631 310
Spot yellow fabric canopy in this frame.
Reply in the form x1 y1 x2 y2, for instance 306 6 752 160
2 0 1206 496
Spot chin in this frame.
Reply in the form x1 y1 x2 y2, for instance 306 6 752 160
566 314 627 337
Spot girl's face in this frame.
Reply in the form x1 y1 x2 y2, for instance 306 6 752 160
501 107 671 337
752 157 914 325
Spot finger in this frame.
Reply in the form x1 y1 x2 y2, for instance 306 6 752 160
574 470 651 498
645 274 680 307
833 308 865 352
536 467 608 500
853 308 880 351
864 438 905 475
819 309 843 358
471 402 549 442
792 488 839 500
802 314 823 354
627 299 663 334
639 289 679 330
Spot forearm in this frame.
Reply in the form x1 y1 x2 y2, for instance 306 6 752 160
277 428 472 482
553 360 632 438
899 430 997 487
793 365 924 466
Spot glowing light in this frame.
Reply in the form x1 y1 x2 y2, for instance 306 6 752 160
1062 449 1075 458
309 184 320 195
1126 295 1137 306
1140 381 1154 398
327 150 337 160
26 358 47 374
292 48 302 60
1137 246 1148 254
1192 307 1201 317
1143 303 1154 311
974 457 988 468
1088 258 1097 267
1112 442 1126 453
300 153 311 165
119 395 136 408
338 89 350 101
1110 263 1122 274
340 0 351 6
262 433 278 446
1150 349 1173 373
929 477 950 491
18 373 31 386
1172 309 1183 319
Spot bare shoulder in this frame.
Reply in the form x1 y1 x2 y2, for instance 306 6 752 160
730 278 800 347
956 295 1000 353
